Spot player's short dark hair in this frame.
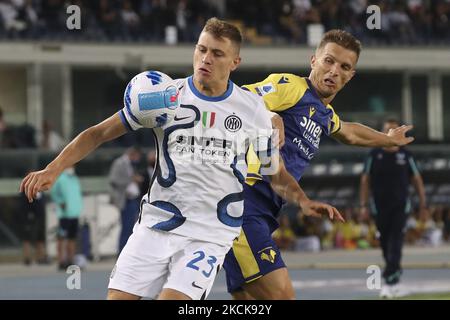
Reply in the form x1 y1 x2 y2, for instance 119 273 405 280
202 17 243 52
317 29 362 60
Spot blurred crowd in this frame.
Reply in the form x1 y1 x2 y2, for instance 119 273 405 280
229 0 450 45
0 0 448 45
273 204 450 252
0 116 65 151
0 106 153 150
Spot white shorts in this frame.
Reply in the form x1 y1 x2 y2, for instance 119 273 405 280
108 222 230 300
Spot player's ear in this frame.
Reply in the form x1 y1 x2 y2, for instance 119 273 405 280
310 55 316 69
347 69 356 83
230 56 241 72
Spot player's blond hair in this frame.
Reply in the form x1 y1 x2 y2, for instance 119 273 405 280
202 17 243 52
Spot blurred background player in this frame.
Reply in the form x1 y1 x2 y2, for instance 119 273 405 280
224 29 414 300
19 191 49 266
37 120 66 152
50 166 83 270
108 146 143 255
360 119 428 298
139 150 156 199
0 106 7 147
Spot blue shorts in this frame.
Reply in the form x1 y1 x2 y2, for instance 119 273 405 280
223 214 286 293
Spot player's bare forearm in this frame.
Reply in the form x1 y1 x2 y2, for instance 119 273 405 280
333 121 414 147
269 161 309 205
47 114 126 174
20 113 126 202
333 122 390 146
359 174 371 219
411 174 427 208
270 112 285 148
359 174 370 207
268 161 344 221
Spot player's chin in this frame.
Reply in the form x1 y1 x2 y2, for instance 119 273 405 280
195 71 211 84
325 84 342 96
320 88 335 98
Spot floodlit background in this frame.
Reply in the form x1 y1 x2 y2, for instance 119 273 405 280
0 0 449 300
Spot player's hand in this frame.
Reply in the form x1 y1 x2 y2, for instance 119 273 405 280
387 125 414 146
133 174 144 184
19 168 59 203
419 206 429 222
270 113 285 148
300 199 345 222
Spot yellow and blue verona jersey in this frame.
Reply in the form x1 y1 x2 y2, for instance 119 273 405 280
242 73 341 228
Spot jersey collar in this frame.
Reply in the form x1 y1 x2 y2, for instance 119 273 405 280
188 76 234 102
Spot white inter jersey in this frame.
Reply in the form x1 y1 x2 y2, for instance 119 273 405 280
119 76 273 246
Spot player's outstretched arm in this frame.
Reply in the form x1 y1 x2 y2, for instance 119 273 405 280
332 121 414 147
359 173 371 220
267 156 344 222
20 113 127 202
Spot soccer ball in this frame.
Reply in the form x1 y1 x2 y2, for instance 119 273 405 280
124 70 179 128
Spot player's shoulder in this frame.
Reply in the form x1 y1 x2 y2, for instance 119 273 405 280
253 73 308 92
244 73 309 110
272 73 310 107
234 83 265 105
270 73 307 86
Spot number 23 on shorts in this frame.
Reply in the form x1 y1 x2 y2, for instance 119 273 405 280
186 250 217 278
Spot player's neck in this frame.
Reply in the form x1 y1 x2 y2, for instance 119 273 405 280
193 77 228 97
319 95 334 106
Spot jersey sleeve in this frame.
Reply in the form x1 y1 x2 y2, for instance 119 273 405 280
242 73 307 112
326 104 341 134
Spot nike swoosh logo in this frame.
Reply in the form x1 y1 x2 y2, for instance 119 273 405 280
191 281 203 289
174 115 190 121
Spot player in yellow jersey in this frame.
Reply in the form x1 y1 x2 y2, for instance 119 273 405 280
223 29 415 299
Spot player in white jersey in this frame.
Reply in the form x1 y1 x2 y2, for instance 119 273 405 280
120 74 277 246
20 18 343 300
